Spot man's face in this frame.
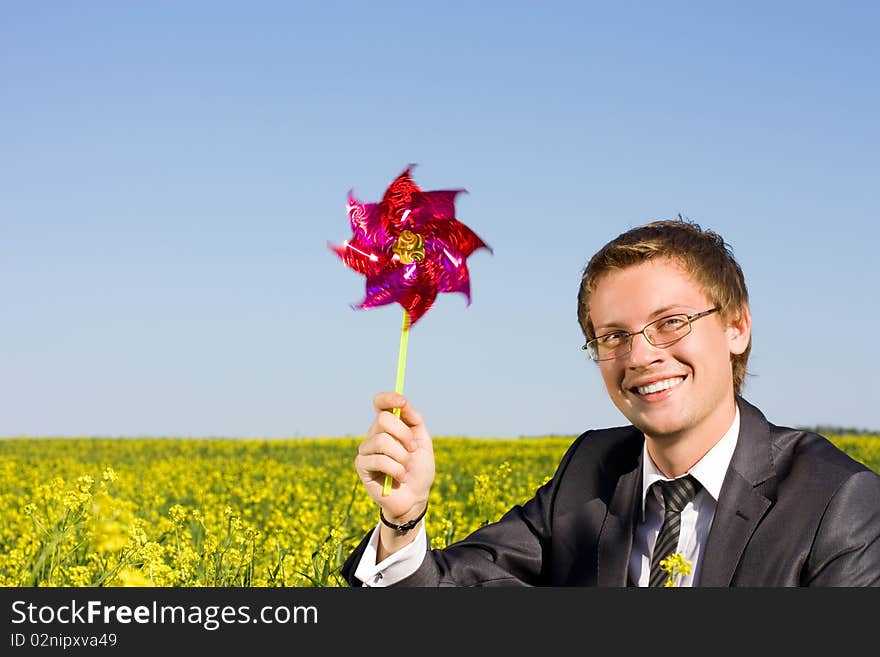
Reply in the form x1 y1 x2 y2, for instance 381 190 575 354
588 258 750 442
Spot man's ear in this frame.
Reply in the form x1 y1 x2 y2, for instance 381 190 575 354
727 303 752 356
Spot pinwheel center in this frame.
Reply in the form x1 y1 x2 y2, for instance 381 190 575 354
392 230 426 265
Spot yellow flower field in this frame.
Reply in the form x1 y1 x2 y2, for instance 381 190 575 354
1 435 877 587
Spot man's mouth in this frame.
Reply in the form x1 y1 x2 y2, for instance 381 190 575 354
631 376 686 396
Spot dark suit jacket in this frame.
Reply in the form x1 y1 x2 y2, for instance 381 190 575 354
341 397 880 586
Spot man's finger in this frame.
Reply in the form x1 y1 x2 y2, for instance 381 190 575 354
396 399 424 429
355 453 408 484
358 432 410 465
373 391 406 413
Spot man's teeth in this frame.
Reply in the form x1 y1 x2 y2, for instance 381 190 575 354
636 377 684 395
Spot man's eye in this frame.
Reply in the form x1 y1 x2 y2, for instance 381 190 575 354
599 332 629 346
659 317 686 330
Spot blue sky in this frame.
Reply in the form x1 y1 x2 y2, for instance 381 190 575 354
2 1 878 438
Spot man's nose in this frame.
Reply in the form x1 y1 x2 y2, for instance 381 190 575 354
626 330 663 367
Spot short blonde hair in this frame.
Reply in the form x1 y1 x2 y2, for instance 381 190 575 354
577 218 751 395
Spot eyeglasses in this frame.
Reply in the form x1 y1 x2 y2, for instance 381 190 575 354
583 307 721 362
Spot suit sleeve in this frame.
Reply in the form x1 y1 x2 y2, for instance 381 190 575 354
340 433 589 587
395 478 556 586
806 469 880 586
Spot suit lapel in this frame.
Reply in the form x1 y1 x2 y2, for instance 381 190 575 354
698 397 777 586
597 453 642 586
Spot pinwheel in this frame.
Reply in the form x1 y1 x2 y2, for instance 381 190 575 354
329 166 491 494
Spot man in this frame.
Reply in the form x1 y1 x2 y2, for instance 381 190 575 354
341 219 880 586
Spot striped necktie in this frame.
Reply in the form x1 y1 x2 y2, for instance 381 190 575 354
648 475 701 587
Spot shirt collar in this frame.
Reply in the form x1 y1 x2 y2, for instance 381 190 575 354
639 405 740 518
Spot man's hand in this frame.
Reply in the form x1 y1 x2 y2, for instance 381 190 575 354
355 392 436 557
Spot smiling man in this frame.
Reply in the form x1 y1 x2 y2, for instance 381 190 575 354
342 219 880 587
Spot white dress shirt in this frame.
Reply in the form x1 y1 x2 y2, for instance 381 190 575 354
356 408 740 587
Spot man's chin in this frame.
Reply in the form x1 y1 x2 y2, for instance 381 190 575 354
625 410 686 440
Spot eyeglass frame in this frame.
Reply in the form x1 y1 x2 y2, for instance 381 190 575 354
582 307 722 362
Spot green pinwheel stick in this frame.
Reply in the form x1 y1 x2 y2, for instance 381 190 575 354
385 310 411 496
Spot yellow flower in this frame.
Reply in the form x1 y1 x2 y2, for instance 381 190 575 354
168 504 188 526
659 552 693 587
